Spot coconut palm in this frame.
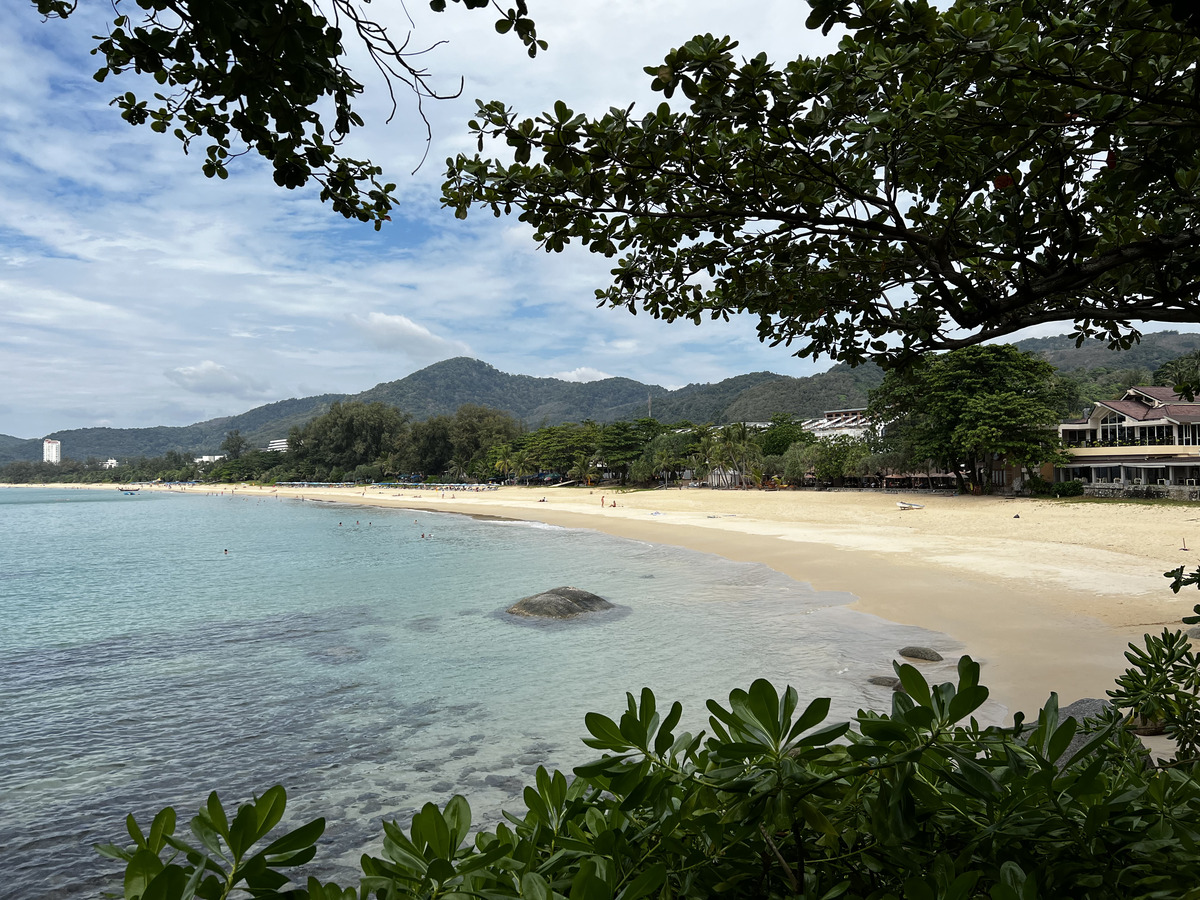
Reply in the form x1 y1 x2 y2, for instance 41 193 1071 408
493 445 514 484
719 422 759 488
1156 350 1200 393
446 458 468 483
512 449 534 485
652 448 679 488
568 451 599 485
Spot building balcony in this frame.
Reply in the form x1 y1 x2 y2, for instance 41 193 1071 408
1066 444 1200 458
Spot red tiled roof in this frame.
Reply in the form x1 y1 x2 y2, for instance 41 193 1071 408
1129 386 1184 402
1163 405 1200 424
1096 400 1158 421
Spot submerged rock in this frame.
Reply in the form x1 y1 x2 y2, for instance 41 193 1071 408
898 645 944 662
507 586 614 619
868 675 901 688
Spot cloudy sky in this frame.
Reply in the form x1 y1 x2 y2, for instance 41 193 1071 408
1 2 1186 440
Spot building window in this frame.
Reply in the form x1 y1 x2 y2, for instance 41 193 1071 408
1100 414 1130 444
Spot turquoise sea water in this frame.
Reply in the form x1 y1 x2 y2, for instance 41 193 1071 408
0 487 976 897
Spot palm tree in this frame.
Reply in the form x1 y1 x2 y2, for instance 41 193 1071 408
720 423 756 488
568 451 598 485
1156 350 1200 394
446 458 468 483
652 448 678 488
493 445 514 484
512 449 534 485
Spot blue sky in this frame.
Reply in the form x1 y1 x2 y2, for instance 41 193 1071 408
1 2 1188 439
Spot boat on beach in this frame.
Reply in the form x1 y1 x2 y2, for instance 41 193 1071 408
896 501 924 510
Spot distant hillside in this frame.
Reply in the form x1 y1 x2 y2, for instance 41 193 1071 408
9 334 1198 464
724 364 885 422
0 394 346 465
0 358 883 463
0 433 39 463
1014 331 1200 373
355 358 673 424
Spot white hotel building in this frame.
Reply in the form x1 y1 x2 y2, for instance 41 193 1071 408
43 439 61 464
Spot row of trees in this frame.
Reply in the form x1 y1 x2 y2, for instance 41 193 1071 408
3 345 1072 493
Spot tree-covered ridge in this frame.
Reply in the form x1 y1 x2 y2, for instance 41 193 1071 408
1015 331 1200 376
11 333 1200 469
0 359 881 464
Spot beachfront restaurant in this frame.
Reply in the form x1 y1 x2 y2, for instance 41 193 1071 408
1057 387 1200 492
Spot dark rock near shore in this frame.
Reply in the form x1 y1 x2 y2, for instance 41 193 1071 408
868 676 901 688
1055 699 1123 769
898 646 944 662
1061 698 1111 723
507 586 614 619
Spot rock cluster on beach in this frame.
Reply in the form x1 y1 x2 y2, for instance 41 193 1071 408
506 586 614 619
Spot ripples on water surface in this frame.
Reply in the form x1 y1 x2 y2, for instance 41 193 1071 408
0 487 973 897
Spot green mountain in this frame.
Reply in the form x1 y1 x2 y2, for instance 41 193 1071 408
355 358 674 424
0 395 347 466
1013 330 1200 373
9 333 1196 465
0 358 885 464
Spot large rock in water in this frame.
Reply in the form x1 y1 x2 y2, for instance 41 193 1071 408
898 645 944 662
507 586 614 619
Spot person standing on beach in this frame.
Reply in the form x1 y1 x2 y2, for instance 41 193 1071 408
601 495 605 508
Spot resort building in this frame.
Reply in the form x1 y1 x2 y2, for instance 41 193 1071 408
43 439 61 464
1057 387 1200 490
265 439 289 452
798 408 871 440
102 458 118 469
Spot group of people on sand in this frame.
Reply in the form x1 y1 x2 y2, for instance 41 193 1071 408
600 495 618 508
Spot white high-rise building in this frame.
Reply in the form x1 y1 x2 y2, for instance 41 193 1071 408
43 439 61 464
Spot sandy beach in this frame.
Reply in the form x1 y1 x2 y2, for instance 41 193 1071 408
24 482 1200 719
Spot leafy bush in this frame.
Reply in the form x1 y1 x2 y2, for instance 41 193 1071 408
1026 473 1052 496
1052 479 1084 497
1027 477 1084 498
102 642 1200 900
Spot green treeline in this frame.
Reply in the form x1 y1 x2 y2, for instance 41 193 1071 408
5 344 1195 490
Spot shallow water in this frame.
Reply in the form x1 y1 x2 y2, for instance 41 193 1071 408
0 487 978 897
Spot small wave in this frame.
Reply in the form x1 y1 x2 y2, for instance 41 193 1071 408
484 519 568 532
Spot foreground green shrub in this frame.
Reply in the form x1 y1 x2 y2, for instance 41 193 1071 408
102 636 1200 900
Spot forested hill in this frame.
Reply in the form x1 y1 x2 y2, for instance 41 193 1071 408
1014 330 1200 372
0 357 883 463
9 333 1200 464
355 357 676 423
0 394 347 466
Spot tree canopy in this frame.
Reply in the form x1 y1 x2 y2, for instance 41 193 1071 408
444 0 1200 367
869 345 1068 491
33 0 540 227
36 1 1200 367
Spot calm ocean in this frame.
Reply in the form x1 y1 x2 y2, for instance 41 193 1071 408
0 487 975 897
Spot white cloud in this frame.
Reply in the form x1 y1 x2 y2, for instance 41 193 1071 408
0 2 852 437
164 361 270 398
550 367 613 383
348 312 472 358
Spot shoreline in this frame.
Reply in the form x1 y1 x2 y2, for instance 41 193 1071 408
13 481 1199 718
